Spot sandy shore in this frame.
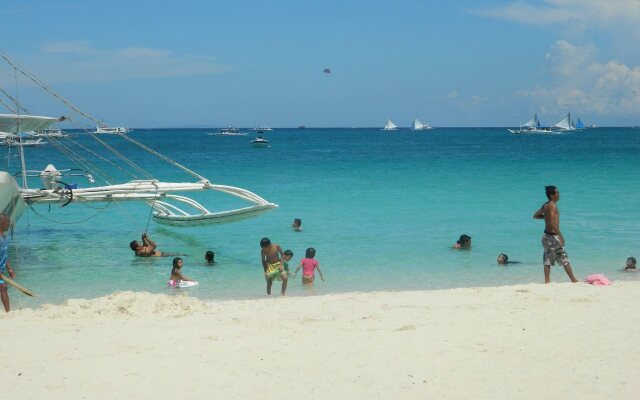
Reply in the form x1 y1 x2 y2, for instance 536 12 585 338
1 281 639 400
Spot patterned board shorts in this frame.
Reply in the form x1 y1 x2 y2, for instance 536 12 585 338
541 234 570 267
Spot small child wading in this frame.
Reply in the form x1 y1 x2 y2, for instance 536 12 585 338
293 247 324 286
167 257 195 287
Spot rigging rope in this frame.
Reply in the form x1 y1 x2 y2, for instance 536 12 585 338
0 50 104 126
120 134 208 182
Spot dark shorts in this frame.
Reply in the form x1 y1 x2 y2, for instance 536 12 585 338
541 234 570 267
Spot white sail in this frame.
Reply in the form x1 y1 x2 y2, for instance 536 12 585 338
0 114 60 133
553 113 574 131
522 114 539 128
383 118 398 130
412 118 424 130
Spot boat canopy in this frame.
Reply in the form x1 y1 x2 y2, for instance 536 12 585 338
0 114 60 134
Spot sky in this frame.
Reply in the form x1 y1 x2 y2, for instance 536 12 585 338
1 0 639 127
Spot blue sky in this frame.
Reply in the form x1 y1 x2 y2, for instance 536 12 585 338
1 0 639 127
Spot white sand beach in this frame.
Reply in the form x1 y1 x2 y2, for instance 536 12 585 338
1 281 639 400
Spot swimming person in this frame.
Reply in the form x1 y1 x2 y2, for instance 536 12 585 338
260 237 288 295
533 185 578 283
0 214 15 312
496 253 521 265
624 257 637 271
293 247 324 286
453 234 472 249
129 233 175 257
292 218 302 232
205 250 215 265
283 250 294 274
167 257 195 287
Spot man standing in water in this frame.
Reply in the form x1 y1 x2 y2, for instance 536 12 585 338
260 237 287 295
0 214 16 312
533 185 578 283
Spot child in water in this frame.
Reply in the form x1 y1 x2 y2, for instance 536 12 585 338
205 250 215 265
293 247 324 285
167 257 196 287
624 257 636 271
283 250 293 274
292 218 302 232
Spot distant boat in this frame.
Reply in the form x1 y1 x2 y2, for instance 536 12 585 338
1 136 46 147
382 118 398 131
251 135 270 147
94 125 129 134
210 127 247 136
574 117 586 129
29 128 70 138
551 113 575 132
251 126 273 134
411 118 433 131
298 125 306 129
507 114 550 134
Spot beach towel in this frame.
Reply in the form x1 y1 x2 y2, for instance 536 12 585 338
584 273 611 286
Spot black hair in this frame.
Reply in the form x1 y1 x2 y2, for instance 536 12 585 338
129 240 138 251
260 237 271 248
545 185 558 199
628 257 636 265
205 251 214 263
305 247 316 258
457 234 471 246
172 257 183 269
293 218 302 226
284 249 293 257
498 253 509 262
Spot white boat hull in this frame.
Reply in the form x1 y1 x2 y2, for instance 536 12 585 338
0 172 27 225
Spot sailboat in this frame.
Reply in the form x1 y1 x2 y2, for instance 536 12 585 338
0 50 277 227
411 118 433 131
507 114 550 134
382 118 398 131
551 112 575 132
574 117 586 129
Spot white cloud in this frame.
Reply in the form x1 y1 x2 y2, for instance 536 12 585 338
26 42 228 83
472 0 640 28
446 90 458 99
519 40 640 116
41 41 93 55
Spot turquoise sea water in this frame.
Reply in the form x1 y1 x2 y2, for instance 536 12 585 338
4 127 640 308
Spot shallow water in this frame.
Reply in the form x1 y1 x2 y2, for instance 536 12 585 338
4 127 640 307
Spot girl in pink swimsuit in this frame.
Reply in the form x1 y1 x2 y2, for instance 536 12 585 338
293 247 324 285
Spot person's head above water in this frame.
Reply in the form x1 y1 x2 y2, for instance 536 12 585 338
129 240 139 251
455 234 472 248
626 257 637 270
292 218 302 231
497 253 509 264
172 257 183 269
205 251 214 264
305 247 316 258
545 185 559 200
260 237 271 248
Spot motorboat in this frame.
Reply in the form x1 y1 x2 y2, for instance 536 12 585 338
94 125 130 134
1 136 46 147
209 127 247 136
30 128 70 138
251 126 273 133
251 135 270 147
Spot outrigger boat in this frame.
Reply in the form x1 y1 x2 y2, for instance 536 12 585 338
0 51 277 227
